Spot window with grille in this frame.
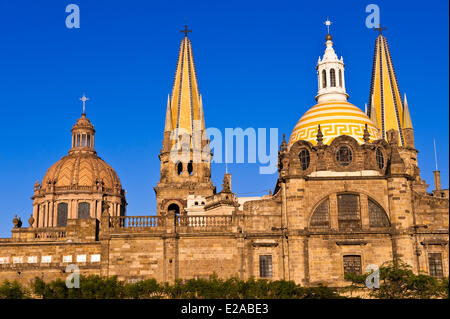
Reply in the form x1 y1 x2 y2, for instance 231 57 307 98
376 148 384 169
78 202 90 219
343 255 362 275
259 255 273 278
310 199 330 228
336 146 352 166
330 68 336 87
322 70 327 88
57 203 68 227
338 194 360 230
299 149 310 171
368 199 390 227
428 253 443 277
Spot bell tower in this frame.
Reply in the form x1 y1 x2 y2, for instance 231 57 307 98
154 27 215 216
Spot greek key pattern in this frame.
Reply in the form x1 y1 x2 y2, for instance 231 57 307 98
290 123 380 145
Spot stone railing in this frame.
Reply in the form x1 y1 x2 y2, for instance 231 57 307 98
109 216 164 231
10 227 67 242
177 215 233 229
33 228 67 240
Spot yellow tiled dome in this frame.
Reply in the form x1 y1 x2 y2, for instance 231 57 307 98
289 101 380 146
41 153 121 190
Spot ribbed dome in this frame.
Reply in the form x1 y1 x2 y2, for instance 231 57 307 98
289 101 380 146
41 153 121 190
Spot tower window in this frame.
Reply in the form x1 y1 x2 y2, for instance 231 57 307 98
338 194 360 230
177 162 183 175
78 202 90 219
81 134 86 147
57 202 68 227
336 146 352 166
188 161 193 175
330 68 336 87
76 134 80 147
428 253 443 277
299 149 310 170
376 148 384 169
322 70 327 88
259 255 272 278
168 203 180 215
343 255 362 276
87 134 91 147
338 70 342 87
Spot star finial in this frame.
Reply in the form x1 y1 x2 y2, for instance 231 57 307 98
324 17 332 34
80 93 89 114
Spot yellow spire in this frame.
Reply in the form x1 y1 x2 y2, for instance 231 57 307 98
368 32 406 146
164 94 173 132
167 32 203 148
370 95 379 129
403 93 413 129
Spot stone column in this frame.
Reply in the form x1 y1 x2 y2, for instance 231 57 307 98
360 194 369 228
329 193 338 230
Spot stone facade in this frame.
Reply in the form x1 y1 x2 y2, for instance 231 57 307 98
0 29 448 288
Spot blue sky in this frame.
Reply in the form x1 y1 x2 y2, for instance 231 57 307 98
0 0 448 237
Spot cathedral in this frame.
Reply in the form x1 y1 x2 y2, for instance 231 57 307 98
0 24 448 288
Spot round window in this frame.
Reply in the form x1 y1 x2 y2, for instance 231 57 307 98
376 148 384 169
336 146 352 166
299 149 310 170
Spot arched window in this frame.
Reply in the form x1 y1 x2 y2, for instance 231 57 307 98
87 134 91 147
330 68 336 87
322 70 327 88
310 199 330 228
368 198 390 227
78 202 90 219
376 148 384 169
337 194 360 230
177 162 183 175
76 134 80 147
336 146 352 166
188 161 193 175
57 202 68 227
168 203 180 215
81 134 86 147
299 149 310 171
338 70 342 87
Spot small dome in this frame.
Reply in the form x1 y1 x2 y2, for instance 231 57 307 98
41 153 121 190
289 101 380 147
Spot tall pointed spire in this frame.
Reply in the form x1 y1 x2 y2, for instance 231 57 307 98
368 30 406 146
164 94 173 132
167 28 203 149
402 93 413 129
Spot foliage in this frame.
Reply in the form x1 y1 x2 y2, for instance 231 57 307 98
0 280 29 299
345 259 449 299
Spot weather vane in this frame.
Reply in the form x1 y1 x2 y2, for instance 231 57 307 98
80 93 89 114
324 17 332 34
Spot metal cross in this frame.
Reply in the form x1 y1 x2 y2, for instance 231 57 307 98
374 24 386 35
324 18 332 34
180 25 192 37
80 93 89 114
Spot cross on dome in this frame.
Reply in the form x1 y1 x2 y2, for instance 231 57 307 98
324 18 332 34
80 93 89 114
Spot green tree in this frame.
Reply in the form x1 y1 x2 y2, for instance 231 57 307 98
0 280 28 299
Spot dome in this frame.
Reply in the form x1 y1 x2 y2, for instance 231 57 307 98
289 101 380 147
41 153 121 191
